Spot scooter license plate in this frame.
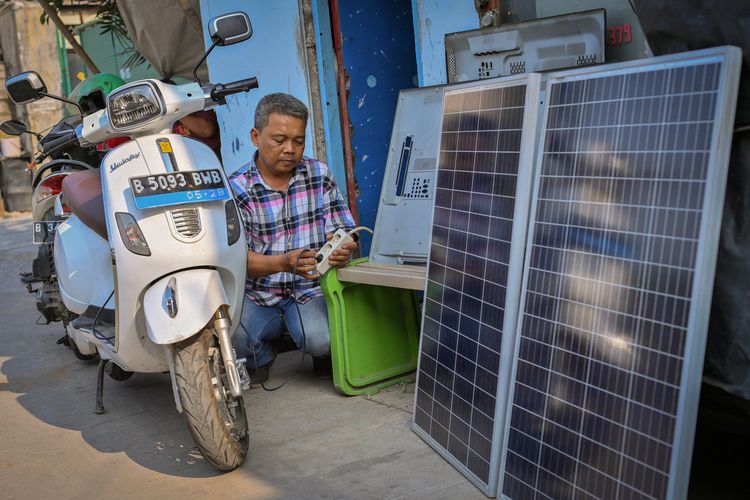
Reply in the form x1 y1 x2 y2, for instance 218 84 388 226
32 220 61 245
128 169 231 209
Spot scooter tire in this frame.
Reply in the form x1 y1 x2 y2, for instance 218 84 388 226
59 334 98 362
104 361 133 381
173 329 248 471
72 346 98 362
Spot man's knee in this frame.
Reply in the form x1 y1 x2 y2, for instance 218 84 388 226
289 296 330 356
303 331 330 357
231 329 250 356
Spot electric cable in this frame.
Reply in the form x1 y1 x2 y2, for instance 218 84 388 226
348 226 374 238
239 250 309 391
241 315 291 391
288 248 309 378
92 290 115 342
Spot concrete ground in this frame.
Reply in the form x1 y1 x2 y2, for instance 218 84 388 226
0 213 483 500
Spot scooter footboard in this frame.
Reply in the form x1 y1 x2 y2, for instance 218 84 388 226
143 269 229 344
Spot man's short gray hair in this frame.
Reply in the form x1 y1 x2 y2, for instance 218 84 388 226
254 93 308 131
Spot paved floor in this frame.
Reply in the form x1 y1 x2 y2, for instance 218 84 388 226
4 211 748 500
0 213 483 500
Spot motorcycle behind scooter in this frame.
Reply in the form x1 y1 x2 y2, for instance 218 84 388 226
5 11 257 470
2 116 101 358
3 73 125 356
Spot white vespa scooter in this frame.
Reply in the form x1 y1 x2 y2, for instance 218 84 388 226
5 12 257 471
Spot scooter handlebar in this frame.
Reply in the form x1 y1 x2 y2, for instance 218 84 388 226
38 131 80 161
209 77 259 102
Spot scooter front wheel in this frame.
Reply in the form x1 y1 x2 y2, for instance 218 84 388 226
174 328 249 471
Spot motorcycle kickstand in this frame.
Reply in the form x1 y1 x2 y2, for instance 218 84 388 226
95 359 106 414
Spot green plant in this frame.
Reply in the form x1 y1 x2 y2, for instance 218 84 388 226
40 0 148 69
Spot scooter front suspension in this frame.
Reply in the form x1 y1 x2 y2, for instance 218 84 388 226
213 306 242 397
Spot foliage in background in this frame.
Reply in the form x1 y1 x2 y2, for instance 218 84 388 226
40 0 148 69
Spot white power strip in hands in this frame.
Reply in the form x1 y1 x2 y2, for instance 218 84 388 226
315 228 355 275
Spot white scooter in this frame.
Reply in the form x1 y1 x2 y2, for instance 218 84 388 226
5 11 257 471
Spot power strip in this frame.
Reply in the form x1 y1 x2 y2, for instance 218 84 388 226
315 228 355 275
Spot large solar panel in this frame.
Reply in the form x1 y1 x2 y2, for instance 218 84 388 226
499 47 741 499
413 74 543 495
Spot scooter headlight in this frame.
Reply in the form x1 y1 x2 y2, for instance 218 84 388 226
115 212 151 256
107 83 163 129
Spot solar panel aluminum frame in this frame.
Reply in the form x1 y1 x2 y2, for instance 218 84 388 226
412 72 545 496
496 46 742 500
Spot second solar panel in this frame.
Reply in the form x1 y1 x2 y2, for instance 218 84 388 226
413 74 542 496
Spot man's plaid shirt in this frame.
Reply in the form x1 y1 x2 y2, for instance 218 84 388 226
228 155 355 306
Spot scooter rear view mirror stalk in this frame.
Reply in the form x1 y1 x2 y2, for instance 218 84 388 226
191 11 253 86
37 91 84 115
0 119 42 140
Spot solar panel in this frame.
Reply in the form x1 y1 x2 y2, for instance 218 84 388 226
498 47 741 499
412 74 543 495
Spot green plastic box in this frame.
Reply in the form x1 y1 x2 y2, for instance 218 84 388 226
321 258 421 396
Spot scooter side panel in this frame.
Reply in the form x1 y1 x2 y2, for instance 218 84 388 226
54 215 114 315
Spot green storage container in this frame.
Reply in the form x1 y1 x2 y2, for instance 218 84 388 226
321 258 420 395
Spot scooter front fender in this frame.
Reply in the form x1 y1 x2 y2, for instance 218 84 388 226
143 268 229 344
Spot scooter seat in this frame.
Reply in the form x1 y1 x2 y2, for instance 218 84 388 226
62 169 108 240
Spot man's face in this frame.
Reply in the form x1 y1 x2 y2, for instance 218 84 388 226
251 112 306 179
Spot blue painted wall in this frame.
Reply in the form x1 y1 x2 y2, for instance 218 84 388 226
338 0 418 253
411 0 477 86
199 0 316 176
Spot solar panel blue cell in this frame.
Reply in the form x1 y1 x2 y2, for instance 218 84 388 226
468 452 492 485
448 434 470 462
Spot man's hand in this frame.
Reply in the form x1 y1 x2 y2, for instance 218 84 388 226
326 231 358 269
284 248 320 279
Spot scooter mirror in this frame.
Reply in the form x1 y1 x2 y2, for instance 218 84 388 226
208 12 252 46
0 119 28 136
5 71 48 104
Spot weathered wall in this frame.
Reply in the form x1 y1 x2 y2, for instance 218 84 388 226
300 0 327 166
198 0 318 176
0 1 64 154
0 62 21 156
0 62 11 123
411 0 477 86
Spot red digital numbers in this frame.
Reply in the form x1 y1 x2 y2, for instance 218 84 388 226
607 24 633 46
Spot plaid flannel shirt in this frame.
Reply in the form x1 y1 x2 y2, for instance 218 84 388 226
228 155 355 306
